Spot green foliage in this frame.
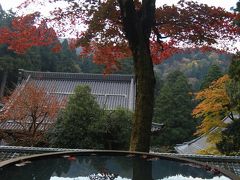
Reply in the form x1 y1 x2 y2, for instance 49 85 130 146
55 40 81 73
155 51 230 91
228 53 240 81
233 1 240 26
0 5 14 28
0 39 81 96
48 85 103 149
217 119 240 155
153 71 196 148
79 56 104 74
154 73 164 97
0 7 80 95
115 58 134 74
0 56 19 72
216 54 240 155
227 80 240 115
227 54 240 115
48 85 132 150
91 108 132 150
200 65 222 89
192 75 230 154
193 54 240 155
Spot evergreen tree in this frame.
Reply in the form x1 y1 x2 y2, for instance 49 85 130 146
48 85 103 149
216 1 240 155
227 53 240 115
0 7 16 98
79 56 104 74
217 53 240 155
200 64 222 89
48 85 132 150
153 71 196 149
234 1 240 26
55 39 81 73
217 120 240 155
91 108 132 150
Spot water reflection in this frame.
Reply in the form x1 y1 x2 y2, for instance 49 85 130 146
0 154 230 180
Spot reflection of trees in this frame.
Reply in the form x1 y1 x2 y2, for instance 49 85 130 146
53 157 71 177
0 156 71 180
0 154 224 180
132 157 153 180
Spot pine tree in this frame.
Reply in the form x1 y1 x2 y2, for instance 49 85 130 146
200 64 222 90
217 53 240 155
153 71 196 149
48 85 103 149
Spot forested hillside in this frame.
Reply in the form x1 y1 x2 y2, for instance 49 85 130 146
79 50 232 91
0 6 232 96
154 50 232 90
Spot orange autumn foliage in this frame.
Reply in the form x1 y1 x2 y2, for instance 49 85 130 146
0 12 61 54
16 0 240 151
0 82 64 137
192 75 231 154
20 1 240 72
193 75 230 135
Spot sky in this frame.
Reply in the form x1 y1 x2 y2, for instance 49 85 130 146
0 0 238 12
0 0 239 50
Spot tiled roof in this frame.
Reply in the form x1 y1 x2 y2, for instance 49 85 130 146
0 120 52 131
0 120 164 133
175 115 237 154
0 69 163 132
18 69 136 110
0 146 239 177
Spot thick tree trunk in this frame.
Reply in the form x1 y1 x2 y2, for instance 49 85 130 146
118 0 156 152
0 71 8 99
130 47 155 152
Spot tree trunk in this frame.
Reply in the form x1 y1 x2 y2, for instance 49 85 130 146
118 0 156 152
130 47 155 152
0 71 8 99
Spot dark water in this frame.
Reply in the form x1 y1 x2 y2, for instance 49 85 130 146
0 154 230 180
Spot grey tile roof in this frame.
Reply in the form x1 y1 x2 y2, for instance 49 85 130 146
174 115 237 155
0 146 239 176
18 69 136 110
0 69 162 132
0 120 163 133
0 120 52 131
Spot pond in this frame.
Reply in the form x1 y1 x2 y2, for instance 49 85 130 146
0 151 236 180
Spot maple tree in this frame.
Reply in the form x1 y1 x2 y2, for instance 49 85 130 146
0 10 62 100
19 0 240 152
0 12 61 54
0 82 63 145
192 75 230 154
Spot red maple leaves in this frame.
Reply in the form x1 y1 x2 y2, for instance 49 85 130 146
0 12 61 54
7 0 240 72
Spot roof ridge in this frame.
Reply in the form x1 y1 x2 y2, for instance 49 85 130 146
19 69 134 81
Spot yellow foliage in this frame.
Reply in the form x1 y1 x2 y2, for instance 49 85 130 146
192 75 230 153
197 146 221 155
197 128 223 155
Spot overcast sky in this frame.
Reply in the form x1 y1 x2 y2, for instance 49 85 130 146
0 0 239 50
0 0 238 12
